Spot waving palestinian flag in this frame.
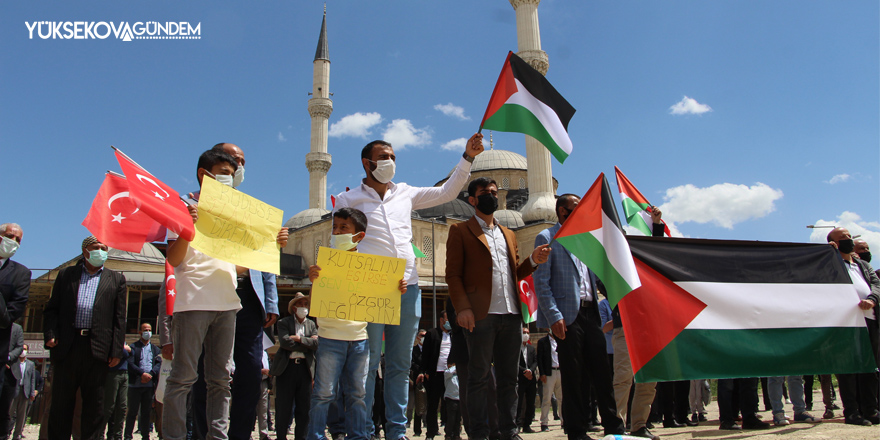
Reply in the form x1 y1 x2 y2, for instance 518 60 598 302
615 166 671 237
554 173 641 308
480 51 576 164
622 236 877 382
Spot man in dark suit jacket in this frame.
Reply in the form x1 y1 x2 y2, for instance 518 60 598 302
446 177 550 440
125 323 161 440
44 236 127 440
0 222 30 434
516 326 538 433
533 195 626 438
418 311 451 440
268 294 317 440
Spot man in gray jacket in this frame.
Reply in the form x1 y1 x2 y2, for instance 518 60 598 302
10 344 35 440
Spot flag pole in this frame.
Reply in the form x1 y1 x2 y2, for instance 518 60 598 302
106 170 126 179
111 145 148 171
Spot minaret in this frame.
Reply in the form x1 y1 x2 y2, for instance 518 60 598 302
510 0 557 223
306 9 332 211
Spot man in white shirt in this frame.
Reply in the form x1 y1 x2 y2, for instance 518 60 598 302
333 133 484 440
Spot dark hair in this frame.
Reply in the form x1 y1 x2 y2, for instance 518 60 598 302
333 207 368 233
556 193 580 216
439 310 447 319
197 150 238 176
467 177 498 197
361 140 392 161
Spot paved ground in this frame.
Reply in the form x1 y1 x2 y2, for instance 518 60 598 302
17 389 879 440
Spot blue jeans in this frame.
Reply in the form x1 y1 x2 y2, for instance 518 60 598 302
364 285 421 440
768 376 806 415
306 338 370 440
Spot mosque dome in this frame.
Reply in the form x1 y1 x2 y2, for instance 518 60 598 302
446 149 528 177
494 209 525 229
415 198 475 220
285 208 331 230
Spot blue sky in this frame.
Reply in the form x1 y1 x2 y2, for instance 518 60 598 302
2 1 878 273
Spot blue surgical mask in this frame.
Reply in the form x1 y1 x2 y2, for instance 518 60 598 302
142 331 152 341
87 249 108 267
443 321 451 331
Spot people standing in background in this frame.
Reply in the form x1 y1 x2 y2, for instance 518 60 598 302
126 324 161 440
102 341 131 440
9 344 37 440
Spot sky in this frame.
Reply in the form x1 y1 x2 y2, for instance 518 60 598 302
2 1 878 274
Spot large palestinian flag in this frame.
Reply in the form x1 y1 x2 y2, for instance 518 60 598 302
480 51 576 164
621 235 877 382
554 173 641 308
614 166 671 237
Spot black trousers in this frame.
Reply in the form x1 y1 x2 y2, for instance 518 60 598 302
516 378 537 427
656 381 690 423
444 398 461 439
717 378 759 424
0 367 18 440
124 386 154 438
193 284 264 440
274 361 311 440
555 305 625 438
464 314 520 440
48 335 109 440
837 317 880 419
425 372 446 437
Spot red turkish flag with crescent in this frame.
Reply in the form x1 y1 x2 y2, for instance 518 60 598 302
115 149 195 241
164 260 176 315
82 172 167 252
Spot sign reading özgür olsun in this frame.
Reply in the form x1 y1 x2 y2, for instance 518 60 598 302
25 21 201 41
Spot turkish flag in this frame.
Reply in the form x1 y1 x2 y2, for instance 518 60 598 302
518 275 538 324
164 261 176 315
82 172 167 252
115 149 195 241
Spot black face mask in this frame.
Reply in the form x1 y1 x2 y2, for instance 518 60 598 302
858 251 872 263
838 238 855 254
475 194 498 215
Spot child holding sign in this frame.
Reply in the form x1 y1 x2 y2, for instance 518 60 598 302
305 208 407 440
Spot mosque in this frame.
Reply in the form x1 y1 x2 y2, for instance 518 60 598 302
22 1 561 365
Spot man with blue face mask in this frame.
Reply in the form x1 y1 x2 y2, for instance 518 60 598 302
44 236 127 440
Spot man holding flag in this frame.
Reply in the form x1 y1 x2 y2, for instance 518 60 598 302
446 177 549 440
533 194 626 439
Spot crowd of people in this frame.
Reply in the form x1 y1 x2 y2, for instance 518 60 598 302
0 131 877 440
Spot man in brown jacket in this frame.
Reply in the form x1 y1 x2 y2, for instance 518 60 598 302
446 177 550 440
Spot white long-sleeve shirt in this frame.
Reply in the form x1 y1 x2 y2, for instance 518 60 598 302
333 156 472 284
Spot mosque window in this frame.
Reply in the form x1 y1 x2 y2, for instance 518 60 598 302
422 236 434 263
519 177 526 189
502 177 510 189
315 241 322 263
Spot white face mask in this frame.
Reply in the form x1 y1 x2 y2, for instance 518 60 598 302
20 350 26 359
330 233 360 251
295 307 309 319
522 333 529 343
233 166 245 188
205 170 234 187
0 236 19 259
370 159 396 184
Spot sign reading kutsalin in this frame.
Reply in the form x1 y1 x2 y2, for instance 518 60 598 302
311 247 405 325
190 176 284 274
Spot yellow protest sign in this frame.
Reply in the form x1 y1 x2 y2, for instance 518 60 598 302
190 176 284 274
310 246 405 325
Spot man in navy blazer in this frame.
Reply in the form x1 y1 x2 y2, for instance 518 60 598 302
534 195 624 439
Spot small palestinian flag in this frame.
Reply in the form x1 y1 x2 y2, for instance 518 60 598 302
480 51 576 164
615 166 671 237
554 173 641 308
412 243 427 259
622 236 877 382
518 275 538 324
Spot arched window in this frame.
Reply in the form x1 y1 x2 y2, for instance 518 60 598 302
519 177 526 189
314 241 322 264
422 236 434 263
502 177 510 189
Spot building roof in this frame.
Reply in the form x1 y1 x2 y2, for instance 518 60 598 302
446 149 528 177
494 209 525 229
415 198 475 220
285 208 331 230
314 11 329 61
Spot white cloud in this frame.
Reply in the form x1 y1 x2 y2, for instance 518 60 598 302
826 173 851 184
808 211 880 252
434 103 470 121
669 96 712 115
277 132 287 142
329 112 383 138
440 138 468 151
658 182 783 229
381 119 432 149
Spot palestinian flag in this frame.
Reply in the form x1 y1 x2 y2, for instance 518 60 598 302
614 166 671 237
411 243 427 259
480 51 576 164
518 275 538 324
621 236 877 382
554 173 641 308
